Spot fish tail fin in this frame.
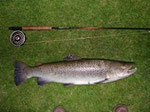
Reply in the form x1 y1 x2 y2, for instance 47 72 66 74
14 61 30 86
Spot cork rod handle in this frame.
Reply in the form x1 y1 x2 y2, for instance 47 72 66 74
22 26 52 30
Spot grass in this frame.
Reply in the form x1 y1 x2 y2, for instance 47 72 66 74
0 0 150 112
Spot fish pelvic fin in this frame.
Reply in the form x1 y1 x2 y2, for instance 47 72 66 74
37 77 51 86
14 61 30 86
94 78 108 84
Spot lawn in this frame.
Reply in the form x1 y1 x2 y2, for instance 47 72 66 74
0 0 150 112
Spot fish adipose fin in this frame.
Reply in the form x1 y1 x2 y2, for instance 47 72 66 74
63 54 81 61
37 77 51 86
14 61 29 86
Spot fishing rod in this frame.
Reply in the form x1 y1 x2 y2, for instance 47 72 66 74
8 26 150 47
9 26 150 31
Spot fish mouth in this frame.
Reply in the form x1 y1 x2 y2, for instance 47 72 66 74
126 65 137 76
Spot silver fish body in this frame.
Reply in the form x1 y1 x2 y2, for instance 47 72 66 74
14 59 137 86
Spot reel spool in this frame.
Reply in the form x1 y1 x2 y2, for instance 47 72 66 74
10 30 26 47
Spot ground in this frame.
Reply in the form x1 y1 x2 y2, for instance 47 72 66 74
0 0 150 112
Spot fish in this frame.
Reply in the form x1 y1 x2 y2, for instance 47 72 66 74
14 55 137 86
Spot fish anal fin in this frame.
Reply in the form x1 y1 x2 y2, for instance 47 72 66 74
63 83 74 86
63 54 81 61
37 77 51 86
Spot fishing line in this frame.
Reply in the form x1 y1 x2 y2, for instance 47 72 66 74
25 31 149 45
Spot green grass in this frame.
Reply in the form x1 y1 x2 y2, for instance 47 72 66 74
0 0 150 112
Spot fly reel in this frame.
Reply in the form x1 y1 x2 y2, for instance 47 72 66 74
10 30 26 47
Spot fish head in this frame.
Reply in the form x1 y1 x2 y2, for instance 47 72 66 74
103 62 137 83
120 62 137 77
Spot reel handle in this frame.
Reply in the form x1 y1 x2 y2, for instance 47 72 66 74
9 26 52 31
9 27 22 30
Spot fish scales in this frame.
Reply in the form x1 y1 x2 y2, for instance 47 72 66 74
29 60 107 84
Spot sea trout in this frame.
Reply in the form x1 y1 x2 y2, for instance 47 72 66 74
14 55 137 86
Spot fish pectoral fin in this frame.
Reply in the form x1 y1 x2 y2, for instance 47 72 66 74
37 77 51 86
63 54 81 61
63 83 74 86
94 78 108 84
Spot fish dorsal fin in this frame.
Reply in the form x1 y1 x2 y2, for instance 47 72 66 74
37 77 51 86
35 62 41 66
63 54 81 61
